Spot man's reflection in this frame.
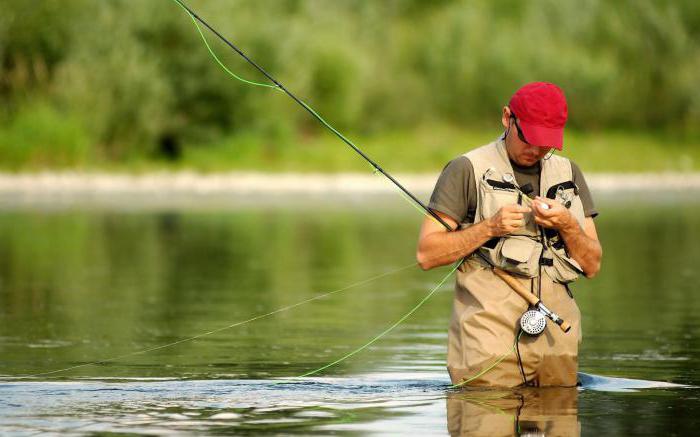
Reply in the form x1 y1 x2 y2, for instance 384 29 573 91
447 387 579 436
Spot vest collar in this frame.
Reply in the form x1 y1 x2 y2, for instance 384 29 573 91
494 140 545 197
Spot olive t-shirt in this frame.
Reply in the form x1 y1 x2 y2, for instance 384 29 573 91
428 155 597 225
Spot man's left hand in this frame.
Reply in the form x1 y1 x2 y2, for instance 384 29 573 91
532 196 573 230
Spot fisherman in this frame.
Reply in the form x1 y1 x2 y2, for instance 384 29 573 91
416 82 602 387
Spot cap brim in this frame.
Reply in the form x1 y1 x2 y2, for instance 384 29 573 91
518 120 563 150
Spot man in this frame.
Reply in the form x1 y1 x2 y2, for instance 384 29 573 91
416 82 602 387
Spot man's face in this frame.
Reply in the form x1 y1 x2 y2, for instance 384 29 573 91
501 107 553 167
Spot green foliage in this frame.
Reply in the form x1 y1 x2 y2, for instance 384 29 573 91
0 100 90 169
0 0 699 169
0 0 88 99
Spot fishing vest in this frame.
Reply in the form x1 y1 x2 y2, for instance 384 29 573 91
464 139 586 283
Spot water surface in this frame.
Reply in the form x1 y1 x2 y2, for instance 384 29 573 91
1 191 700 435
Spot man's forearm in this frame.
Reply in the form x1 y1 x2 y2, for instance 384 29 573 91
417 221 493 270
558 218 602 278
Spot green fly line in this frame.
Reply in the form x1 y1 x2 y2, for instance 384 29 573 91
16 260 419 378
295 261 460 379
169 0 509 383
373 171 444 227
5 0 518 385
175 0 443 221
172 0 382 176
172 0 280 90
450 331 524 388
11 0 512 384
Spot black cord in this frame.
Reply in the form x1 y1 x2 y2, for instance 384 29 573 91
514 170 545 387
536 172 545 300
514 392 526 435
537 250 543 300
516 326 527 385
514 280 536 387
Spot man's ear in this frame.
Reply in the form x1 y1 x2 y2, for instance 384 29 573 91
501 106 511 130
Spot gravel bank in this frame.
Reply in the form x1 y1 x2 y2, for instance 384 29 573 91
1 172 700 195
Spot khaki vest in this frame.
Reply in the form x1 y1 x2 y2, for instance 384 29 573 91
464 139 586 284
446 139 583 387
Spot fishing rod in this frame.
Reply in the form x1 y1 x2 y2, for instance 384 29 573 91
171 0 448 230
171 0 570 335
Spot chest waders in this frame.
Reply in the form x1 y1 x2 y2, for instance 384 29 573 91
447 140 586 387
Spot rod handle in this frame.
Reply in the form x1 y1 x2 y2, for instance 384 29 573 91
492 268 571 333
559 320 572 333
492 268 539 306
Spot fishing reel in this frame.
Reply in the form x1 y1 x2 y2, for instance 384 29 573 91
519 308 547 336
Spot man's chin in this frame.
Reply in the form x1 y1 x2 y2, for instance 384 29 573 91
517 157 540 167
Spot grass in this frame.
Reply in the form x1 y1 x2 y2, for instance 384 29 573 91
0 110 698 174
0 102 92 171
181 123 700 174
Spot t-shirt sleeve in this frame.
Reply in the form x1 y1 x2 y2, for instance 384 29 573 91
571 161 598 218
428 156 477 224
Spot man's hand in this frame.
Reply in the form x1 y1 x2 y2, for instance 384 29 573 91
532 196 602 278
486 204 531 237
532 196 573 230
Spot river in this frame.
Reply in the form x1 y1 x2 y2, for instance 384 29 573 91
1 190 699 435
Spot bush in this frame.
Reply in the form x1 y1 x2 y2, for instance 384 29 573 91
0 0 698 168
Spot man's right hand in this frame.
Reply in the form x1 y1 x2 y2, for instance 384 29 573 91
486 204 531 237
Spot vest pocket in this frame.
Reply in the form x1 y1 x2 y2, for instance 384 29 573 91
478 177 519 221
481 235 543 278
543 247 584 284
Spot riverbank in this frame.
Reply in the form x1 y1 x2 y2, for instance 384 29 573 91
2 172 700 196
3 122 700 175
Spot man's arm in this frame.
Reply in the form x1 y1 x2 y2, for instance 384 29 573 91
416 205 531 270
532 196 602 278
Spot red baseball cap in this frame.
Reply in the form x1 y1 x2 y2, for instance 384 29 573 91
508 82 568 150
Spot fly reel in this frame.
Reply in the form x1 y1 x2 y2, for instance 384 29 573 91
520 309 547 336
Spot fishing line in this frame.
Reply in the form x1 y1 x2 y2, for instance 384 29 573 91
169 0 520 382
23 1 546 385
9 1 550 384
372 171 444 227
173 0 458 235
15 260 419 379
174 0 445 229
13 230 498 379
296 261 460 378
172 0 280 90
171 0 448 225
450 331 524 388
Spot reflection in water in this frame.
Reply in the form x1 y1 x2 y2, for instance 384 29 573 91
447 387 579 436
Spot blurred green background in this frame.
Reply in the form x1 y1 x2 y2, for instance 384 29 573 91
1 0 699 172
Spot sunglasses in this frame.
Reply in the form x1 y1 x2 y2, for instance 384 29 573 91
509 110 530 145
509 109 555 159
